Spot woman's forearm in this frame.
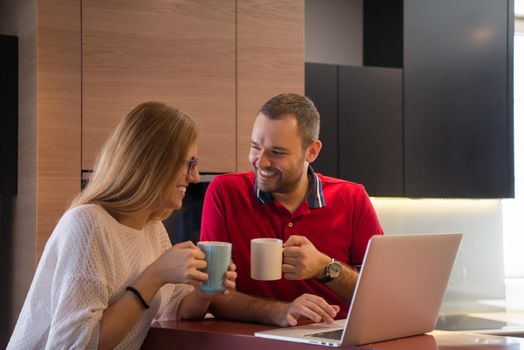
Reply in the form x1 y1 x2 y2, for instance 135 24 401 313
97 268 162 350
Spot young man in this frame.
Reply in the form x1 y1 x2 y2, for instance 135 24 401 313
200 93 383 327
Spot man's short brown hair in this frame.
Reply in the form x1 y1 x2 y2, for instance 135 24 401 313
258 93 320 149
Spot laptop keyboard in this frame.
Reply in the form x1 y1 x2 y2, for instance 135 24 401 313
305 328 343 340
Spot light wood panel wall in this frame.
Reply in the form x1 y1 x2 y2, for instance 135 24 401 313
237 0 305 171
82 0 236 172
37 0 82 258
31 0 304 260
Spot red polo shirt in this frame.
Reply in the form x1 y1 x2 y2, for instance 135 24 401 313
200 167 383 317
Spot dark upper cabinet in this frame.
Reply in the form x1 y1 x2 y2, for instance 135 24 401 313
363 0 403 68
404 0 514 198
306 63 338 178
338 66 403 196
307 63 403 196
305 0 514 198
0 35 18 196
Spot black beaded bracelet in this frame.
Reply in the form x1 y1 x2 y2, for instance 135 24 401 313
126 286 150 310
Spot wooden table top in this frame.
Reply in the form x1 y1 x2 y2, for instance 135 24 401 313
141 318 524 350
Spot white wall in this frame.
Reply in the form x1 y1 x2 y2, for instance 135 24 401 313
371 198 506 314
502 16 524 311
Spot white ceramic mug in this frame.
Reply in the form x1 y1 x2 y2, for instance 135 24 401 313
250 238 283 281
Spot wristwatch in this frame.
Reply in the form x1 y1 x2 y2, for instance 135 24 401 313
316 258 342 283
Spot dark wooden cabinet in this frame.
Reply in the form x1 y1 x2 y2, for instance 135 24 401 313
307 63 403 196
0 34 17 348
0 35 18 196
306 63 338 178
306 0 514 198
338 66 403 196
403 0 514 198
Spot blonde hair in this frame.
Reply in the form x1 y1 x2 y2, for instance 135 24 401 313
71 101 197 220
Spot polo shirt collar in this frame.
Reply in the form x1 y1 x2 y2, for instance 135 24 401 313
253 165 325 209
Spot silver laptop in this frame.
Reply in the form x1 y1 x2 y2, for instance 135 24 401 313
255 233 462 347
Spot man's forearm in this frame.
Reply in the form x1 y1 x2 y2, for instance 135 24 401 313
178 290 212 320
209 290 289 327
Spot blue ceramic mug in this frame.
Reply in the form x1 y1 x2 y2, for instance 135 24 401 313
197 241 232 294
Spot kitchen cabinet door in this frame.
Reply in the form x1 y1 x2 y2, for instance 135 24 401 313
404 0 514 198
0 35 18 195
236 0 305 171
82 0 236 172
338 65 403 196
305 63 338 178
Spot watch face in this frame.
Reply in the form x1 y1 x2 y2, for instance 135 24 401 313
328 261 342 278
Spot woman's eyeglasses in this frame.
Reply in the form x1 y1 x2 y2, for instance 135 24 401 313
187 157 198 175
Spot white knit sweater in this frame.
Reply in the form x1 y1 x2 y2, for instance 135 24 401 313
7 204 193 350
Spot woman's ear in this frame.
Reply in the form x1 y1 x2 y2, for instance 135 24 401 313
305 140 322 163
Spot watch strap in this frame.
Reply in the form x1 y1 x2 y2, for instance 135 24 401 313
316 258 337 283
316 274 335 283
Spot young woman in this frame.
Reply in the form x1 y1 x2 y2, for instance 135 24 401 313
7 101 236 350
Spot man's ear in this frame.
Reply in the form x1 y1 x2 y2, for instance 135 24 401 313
305 140 322 163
